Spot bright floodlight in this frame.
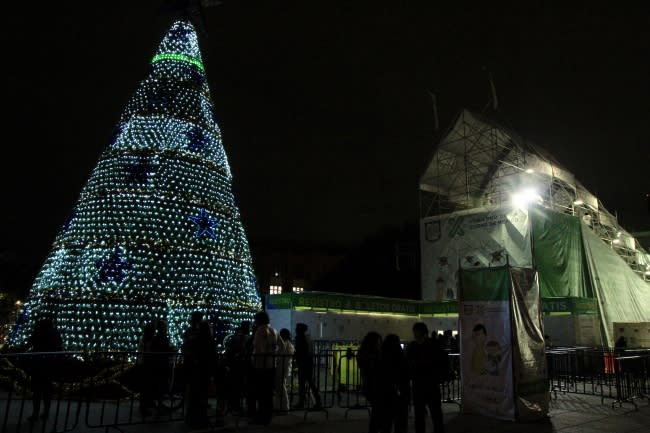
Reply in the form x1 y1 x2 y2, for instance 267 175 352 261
573 200 584 206
511 188 542 208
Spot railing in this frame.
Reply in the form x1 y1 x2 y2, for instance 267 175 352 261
546 347 650 409
3 346 646 431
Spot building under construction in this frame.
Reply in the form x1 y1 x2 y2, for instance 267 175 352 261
419 109 650 347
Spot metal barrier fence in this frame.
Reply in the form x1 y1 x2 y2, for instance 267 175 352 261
3 346 647 431
0 351 191 433
546 347 650 408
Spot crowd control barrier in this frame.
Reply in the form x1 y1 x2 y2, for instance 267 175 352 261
3 345 646 431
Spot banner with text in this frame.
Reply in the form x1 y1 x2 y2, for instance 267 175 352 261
421 206 532 301
460 267 515 421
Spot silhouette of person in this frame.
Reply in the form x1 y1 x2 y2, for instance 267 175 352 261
275 328 295 414
376 334 410 433
182 312 213 428
449 332 460 354
294 323 322 410
357 331 382 433
406 322 445 433
151 320 174 413
224 320 251 415
244 322 257 418
250 311 278 425
27 318 63 422
137 322 157 415
153 320 173 352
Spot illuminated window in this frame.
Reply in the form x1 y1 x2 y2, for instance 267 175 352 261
292 286 304 293
269 285 282 295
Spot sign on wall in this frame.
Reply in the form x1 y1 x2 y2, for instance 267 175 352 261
421 206 532 301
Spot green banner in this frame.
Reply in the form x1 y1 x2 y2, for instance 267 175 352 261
419 301 459 315
267 292 420 316
541 297 598 315
267 292 467 317
531 208 593 298
265 292 293 310
460 267 510 301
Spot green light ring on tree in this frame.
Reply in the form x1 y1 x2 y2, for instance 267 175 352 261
151 53 205 72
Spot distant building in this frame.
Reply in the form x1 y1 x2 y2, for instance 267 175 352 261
250 240 347 297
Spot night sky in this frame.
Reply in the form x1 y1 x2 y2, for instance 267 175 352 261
2 2 649 296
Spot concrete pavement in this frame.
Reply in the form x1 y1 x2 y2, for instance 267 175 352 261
115 392 649 433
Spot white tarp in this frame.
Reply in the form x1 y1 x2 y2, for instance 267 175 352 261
510 268 550 420
421 206 532 301
581 223 650 346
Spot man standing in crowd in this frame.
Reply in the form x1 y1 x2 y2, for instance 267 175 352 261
294 323 323 410
224 320 252 415
182 311 213 428
406 322 446 433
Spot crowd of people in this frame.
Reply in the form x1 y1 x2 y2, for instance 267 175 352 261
357 323 450 433
171 311 324 427
171 311 453 431
22 313 454 432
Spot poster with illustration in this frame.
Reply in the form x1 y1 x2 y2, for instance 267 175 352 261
460 267 515 420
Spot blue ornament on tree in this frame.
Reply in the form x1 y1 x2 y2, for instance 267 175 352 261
126 159 155 184
188 208 219 239
96 249 131 283
187 127 208 152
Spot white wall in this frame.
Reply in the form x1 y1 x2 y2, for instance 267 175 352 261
267 309 459 342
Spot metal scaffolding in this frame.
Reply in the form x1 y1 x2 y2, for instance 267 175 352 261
420 109 650 282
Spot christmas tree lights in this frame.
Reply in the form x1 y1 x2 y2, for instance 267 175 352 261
9 21 261 352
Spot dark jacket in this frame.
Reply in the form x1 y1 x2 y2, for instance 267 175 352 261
406 338 447 386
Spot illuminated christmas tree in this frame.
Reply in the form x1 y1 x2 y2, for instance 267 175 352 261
10 21 261 351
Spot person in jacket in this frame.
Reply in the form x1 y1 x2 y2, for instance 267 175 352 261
294 323 322 410
357 331 382 433
376 334 409 433
27 318 63 422
251 311 278 425
405 322 446 433
275 328 295 414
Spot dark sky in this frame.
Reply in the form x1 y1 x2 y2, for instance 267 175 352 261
2 1 649 294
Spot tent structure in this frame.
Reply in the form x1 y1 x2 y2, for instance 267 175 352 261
419 109 650 347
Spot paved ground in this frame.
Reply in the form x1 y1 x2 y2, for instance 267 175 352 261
121 392 649 433
7 392 648 433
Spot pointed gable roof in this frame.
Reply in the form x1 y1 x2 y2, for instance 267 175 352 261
420 109 598 211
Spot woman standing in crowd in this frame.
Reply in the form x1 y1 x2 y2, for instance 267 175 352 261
357 331 382 433
275 328 295 414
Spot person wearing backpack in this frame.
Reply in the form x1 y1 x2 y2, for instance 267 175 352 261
405 322 446 433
